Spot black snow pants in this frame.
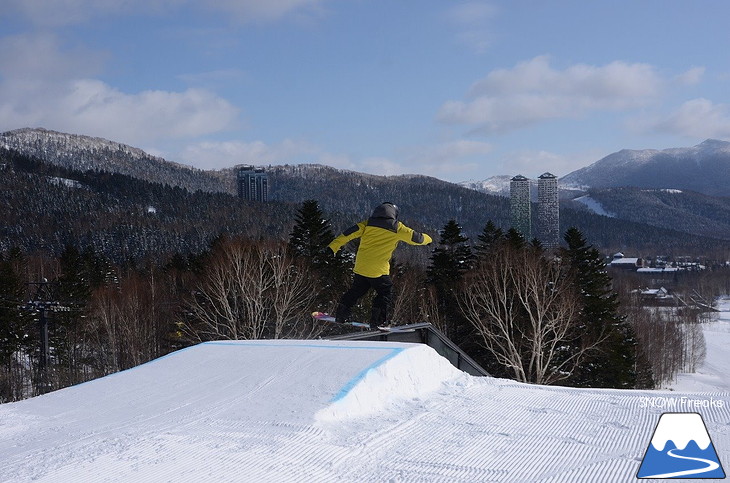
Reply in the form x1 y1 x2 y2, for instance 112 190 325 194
335 274 393 328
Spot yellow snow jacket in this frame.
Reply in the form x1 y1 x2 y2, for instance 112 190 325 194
328 203 432 278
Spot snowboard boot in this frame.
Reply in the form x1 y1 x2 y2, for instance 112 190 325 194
335 304 350 324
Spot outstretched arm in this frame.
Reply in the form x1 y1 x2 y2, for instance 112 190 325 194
328 221 366 253
398 223 432 246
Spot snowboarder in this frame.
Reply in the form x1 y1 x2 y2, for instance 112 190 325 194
328 202 432 329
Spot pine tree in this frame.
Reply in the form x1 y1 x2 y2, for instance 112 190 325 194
474 220 503 259
54 245 98 387
560 227 638 388
427 220 473 338
287 200 349 307
427 220 473 286
504 227 527 250
288 200 333 267
0 249 34 401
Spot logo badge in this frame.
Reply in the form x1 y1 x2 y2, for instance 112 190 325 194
637 412 725 479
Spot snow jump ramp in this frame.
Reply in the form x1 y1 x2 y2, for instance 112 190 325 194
1 339 729 482
0 340 465 482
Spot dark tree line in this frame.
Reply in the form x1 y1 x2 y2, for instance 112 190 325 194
5 195 729 403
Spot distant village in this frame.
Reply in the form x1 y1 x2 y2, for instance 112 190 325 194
607 252 728 307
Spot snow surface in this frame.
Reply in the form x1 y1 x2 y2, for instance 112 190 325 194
667 297 730 393
1 334 729 482
573 195 616 218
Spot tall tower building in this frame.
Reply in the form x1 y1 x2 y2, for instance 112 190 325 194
237 165 269 202
510 174 531 241
537 172 559 249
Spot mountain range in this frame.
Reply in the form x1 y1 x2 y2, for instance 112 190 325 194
2 127 730 260
461 139 730 199
561 139 730 198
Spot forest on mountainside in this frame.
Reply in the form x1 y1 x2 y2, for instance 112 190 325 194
268 164 730 259
0 148 299 261
577 187 730 241
4 133 730 261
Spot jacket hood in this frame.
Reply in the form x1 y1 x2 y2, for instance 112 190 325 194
371 202 398 219
367 202 399 232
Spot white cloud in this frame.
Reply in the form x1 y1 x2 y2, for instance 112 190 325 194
178 138 494 179
179 139 326 170
407 139 492 164
0 34 239 147
61 80 239 143
0 33 103 79
178 69 250 88
675 66 705 86
498 149 598 178
387 139 493 179
633 98 730 139
447 2 496 25
438 56 662 133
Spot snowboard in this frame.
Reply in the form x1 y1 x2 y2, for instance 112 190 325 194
311 312 415 332
311 311 370 329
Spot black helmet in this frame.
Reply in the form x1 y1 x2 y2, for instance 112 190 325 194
368 202 400 232
381 202 399 219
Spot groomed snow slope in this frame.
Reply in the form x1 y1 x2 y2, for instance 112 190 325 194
1 340 728 482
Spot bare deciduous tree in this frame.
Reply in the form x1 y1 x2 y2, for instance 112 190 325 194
459 247 595 385
183 238 318 341
268 252 319 339
86 269 169 373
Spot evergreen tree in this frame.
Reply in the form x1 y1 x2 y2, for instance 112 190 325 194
474 220 503 259
288 200 333 267
0 249 34 401
427 220 473 286
504 228 527 250
287 200 349 307
560 227 639 388
427 220 473 338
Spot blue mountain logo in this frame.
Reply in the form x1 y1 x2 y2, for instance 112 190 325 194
637 412 725 479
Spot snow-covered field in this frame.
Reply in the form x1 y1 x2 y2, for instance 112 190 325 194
2 315 729 481
667 297 730 393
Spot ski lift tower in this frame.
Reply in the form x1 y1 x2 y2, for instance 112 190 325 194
22 280 69 394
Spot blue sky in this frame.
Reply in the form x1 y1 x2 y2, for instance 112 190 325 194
1 0 729 182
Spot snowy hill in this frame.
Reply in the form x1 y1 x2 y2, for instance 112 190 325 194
460 139 730 199
4 127 730 253
2 338 728 482
561 139 730 197
458 175 513 196
0 128 229 194
568 187 730 240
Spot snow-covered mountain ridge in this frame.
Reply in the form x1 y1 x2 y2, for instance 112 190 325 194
561 139 730 197
4 127 730 247
1 128 230 194
461 139 730 198
1 128 162 164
